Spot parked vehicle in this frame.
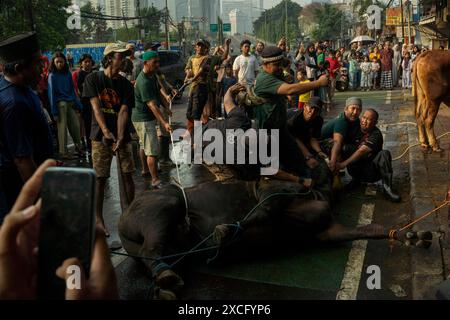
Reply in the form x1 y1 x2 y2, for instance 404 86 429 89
158 50 187 99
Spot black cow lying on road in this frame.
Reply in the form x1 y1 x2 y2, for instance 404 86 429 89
118 164 432 300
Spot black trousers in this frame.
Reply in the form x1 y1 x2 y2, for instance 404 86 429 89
186 84 208 121
343 145 393 183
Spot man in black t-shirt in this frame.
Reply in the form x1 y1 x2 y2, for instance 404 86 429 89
336 109 401 202
287 97 326 171
83 43 136 236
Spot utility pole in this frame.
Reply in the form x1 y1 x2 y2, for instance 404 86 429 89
400 0 405 43
28 0 36 32
285 0 288 42
265 10 267 42
407 1 412 45
122 9 130 39
136 0 142 40
165 0 170 50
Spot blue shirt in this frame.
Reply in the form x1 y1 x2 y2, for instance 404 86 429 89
0 77 53 169
48 72 82 116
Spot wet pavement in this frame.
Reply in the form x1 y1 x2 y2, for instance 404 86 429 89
62 88 449 300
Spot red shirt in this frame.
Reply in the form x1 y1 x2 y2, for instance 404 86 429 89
326 57 340 79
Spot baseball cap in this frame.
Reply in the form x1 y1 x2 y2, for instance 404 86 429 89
142 51 158 61
103 42 131 56
144 41 161 51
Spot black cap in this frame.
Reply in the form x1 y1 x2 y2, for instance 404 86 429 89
144 41 161 51
308 96 323 110
261 46 283 59
0 32 40 64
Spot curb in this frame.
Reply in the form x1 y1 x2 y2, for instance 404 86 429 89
405 113 445 300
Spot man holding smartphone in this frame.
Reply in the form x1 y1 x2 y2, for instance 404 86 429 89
0 33 53 221
83 43 135 236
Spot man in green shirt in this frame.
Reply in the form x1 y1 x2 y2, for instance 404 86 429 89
253 46 328 176
133 51 172 189
320 97 362 173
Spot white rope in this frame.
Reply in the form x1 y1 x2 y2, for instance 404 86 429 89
168 97 182 185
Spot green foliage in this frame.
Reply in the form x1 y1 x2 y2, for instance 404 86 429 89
139 6 162 41
253 0 302 44
0 1 163 50
74 2 109 43
0 0 72 51
310 4 349 41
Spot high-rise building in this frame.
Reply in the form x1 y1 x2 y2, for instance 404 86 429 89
229 8 252 35
221 0 264 23
165 0 219 32
71 0 106 10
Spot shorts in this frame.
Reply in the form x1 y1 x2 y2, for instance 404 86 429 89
156 107 170 137
187 84 208 121
133 121 159 157
91 140 135 178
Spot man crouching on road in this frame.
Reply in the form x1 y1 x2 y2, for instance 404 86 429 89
320 97 362 174
336 109 401 202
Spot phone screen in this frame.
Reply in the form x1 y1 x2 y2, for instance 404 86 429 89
37 167 96 299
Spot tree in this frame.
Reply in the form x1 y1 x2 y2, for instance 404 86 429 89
77 2 109 43
311 4 349 41
0 0 72 51
253 0 302 44
140 6 162 41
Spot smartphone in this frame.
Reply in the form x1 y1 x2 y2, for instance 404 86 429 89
37 167 97 299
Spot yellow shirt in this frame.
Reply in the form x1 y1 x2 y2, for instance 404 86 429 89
298 79 312 103
369 52 380 61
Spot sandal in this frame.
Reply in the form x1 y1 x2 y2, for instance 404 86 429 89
151 180 164 189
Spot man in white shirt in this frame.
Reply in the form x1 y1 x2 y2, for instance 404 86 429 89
233 40 259 89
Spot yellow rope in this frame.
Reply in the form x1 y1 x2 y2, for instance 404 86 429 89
392 131 450 161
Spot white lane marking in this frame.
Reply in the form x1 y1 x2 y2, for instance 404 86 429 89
112 248 128 268
386 90 392 104
336 202 375 300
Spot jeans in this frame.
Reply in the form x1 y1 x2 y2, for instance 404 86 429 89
56 101 81 155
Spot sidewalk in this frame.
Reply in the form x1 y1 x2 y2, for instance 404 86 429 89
399 92 450 299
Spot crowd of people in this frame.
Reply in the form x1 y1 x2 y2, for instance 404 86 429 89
0 31 438 299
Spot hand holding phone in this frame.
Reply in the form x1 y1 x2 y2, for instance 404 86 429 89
37 167 97 299
0 160 56 299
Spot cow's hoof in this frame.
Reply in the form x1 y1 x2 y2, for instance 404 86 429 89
420 145 431 154
213 224 230 245
432 147 444 153
401 230 433 249
155 269 184 291
154 288 177 300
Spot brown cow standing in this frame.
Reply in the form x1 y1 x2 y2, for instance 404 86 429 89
413 50 450 153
